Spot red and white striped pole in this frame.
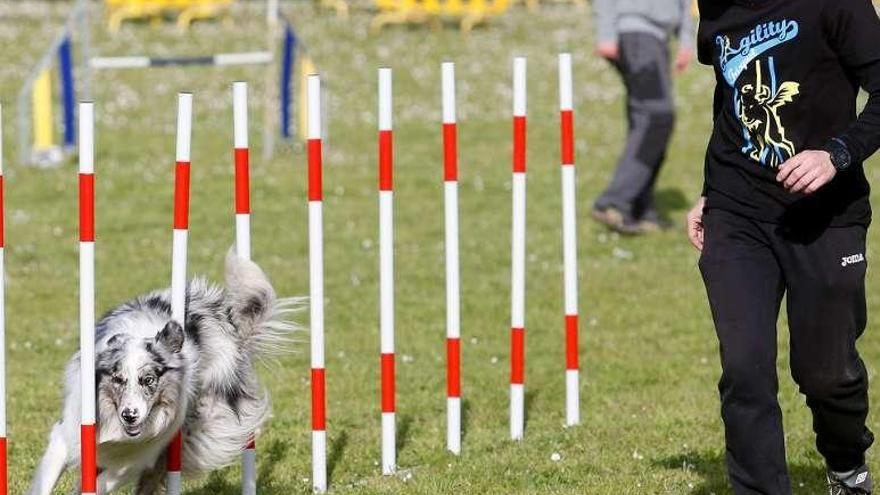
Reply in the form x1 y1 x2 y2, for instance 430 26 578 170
233 82 252 262
167 92 192 495
378 67 396 475
307 74 328 494
78 101 98 495
510 56 527 441
441 62 462 455
0 104 7 495
558 54 580 427
233 82 257 495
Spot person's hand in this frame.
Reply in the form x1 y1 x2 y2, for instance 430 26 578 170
675 48 693 74
686 196 707 252
776 150 837 195
594 42 620 61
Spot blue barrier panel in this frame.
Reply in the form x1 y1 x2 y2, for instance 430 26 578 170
58 35 76 148
280 24 296 139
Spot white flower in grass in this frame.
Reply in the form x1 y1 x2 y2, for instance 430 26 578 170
613 247 633 260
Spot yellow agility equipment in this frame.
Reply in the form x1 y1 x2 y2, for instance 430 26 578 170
299 56 317 142
32 70 54 151
371 0 512 33
513 0 585 14
318 0 349 19
105 0 233 32
30 69 64 165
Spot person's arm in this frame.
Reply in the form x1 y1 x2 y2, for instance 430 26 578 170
824 0 880 165
777 0 880 194
673 0 695 73
700 82 724 197
593 0 618 47
834 60 880 167
677 0 695 51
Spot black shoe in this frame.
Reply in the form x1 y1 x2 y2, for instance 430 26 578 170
828 465 873 494
590 207 643 235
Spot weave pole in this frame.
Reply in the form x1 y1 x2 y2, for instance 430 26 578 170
307 74 328 494
0 105 6 495
441 62 461 455
78 101 97 495
558 54 580 427
510 57 527 441
233 82 257 495
378 67 396 475
167 93 193 495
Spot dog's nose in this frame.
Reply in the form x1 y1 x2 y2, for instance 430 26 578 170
121 408 139 424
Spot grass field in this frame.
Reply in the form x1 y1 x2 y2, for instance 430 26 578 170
1 1 879 493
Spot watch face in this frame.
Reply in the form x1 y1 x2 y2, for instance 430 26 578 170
836 148 851 170
828 140 852 171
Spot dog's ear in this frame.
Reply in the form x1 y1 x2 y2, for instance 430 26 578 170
107 333 125 348
156 320 184 353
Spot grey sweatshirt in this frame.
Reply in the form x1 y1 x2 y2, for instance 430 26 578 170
594 0 694 49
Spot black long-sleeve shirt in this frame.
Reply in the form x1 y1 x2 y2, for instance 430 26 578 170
697 0 880 227
842 61 880 168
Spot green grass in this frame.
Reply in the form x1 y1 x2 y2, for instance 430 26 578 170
1 1 879 493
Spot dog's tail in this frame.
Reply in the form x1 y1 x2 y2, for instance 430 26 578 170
224 249 304 361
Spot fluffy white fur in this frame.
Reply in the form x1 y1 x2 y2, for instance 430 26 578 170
27 252 301 494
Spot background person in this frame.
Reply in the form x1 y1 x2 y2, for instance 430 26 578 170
687 0 880 493
591 0 695 234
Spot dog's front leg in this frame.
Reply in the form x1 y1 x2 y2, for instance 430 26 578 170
27 421 71 495
69 469 131 495
135 452 168 495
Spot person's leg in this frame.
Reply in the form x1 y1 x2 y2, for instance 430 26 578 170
594 33 675 223
632 41 675 223
699 210 791 495
777 225 874 473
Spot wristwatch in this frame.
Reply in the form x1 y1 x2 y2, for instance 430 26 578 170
824 137 852 172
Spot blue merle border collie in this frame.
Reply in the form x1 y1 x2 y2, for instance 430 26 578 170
27 252 301 494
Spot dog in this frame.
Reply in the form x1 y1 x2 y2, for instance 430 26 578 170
27 251 300 494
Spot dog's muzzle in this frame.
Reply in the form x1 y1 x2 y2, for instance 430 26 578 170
120 408 142 436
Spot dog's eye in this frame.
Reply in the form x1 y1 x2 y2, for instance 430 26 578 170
111 375 125 385
142 375 156 387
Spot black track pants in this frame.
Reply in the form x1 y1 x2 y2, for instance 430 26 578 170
698 208 874 495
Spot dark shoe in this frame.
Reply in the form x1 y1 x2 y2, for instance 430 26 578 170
590 207 642 235
828 465 873 494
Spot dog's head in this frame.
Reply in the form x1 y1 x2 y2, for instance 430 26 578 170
96 320 186 439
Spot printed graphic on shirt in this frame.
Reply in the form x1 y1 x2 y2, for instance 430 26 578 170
716 20 801 168
737 59 800 167
716 19 799 86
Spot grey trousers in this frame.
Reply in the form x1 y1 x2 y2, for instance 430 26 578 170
594 32 676 221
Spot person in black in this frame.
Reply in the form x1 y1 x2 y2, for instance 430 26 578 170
688 0 880 493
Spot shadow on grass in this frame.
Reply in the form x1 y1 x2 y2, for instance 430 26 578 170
327 429 349 483
461 398 471 441
397 414 413 452
655 187 689 213
524 389 539 431
186 438 291 495
653 450 826 494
